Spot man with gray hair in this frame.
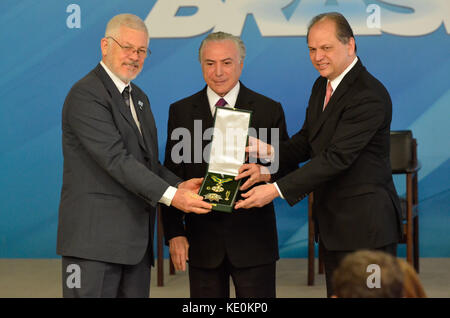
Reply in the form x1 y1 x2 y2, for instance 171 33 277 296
57 13 211 298
161 31 294 298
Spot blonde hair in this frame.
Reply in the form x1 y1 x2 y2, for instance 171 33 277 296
332 250 404 298
398 259 427 298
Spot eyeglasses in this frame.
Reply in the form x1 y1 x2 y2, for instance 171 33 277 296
107 36 151 58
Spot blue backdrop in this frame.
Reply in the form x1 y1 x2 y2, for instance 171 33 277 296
1 0 449 258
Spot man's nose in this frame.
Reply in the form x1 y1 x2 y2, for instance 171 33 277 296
314 49 324 62
128 49 140 61
214 64 223 76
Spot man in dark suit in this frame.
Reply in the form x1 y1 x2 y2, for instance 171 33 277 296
235 13 402 297
162 32 293 298
57 14 211 298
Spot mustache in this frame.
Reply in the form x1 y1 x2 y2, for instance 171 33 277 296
123 61 140 67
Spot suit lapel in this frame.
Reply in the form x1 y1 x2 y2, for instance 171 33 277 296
234 83 254 112
193 83 255 126
311 79 327 124
309 59 364 141
94 64 148 153
192 86 215 130
130 88 154 154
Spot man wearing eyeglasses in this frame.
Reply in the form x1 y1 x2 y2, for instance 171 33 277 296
57 13 212 298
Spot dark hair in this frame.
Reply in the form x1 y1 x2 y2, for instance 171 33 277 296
307 12 357 52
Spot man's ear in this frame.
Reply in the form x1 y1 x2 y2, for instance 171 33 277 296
348 37 356 56
100 38 109 57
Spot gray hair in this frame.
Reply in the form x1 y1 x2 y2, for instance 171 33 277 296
105 13 148 38
307 12 357 52
198 31 246 62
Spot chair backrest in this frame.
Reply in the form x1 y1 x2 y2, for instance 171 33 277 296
390 130 414 173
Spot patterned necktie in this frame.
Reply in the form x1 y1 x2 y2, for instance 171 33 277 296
323 81 333 111
215 98 227 107
122 85 141 134
122 85 131 107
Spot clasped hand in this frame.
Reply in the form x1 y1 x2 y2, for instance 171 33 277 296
171 178 212 214
233 137 279 209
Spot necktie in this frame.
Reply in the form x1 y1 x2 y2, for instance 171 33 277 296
122 85 131 107
122 85 141 134
323 81 333 110
215 98 227 107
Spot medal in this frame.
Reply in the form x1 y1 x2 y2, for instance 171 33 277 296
204 193 222 202
210 175 233 193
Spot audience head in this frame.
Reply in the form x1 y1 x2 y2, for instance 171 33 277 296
398 258 427 298
332 250 404 298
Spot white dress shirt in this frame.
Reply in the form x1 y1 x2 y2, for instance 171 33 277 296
207 82 240 115
100 61 177 207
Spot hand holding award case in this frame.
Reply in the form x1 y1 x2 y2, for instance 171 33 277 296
198 107 252 212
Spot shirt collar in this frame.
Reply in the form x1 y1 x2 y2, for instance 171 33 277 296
207 82 240 114
329 56 358 92
100 60 132 94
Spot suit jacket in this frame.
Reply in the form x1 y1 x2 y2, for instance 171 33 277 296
161 83 293 269
57 64 181 265
276 59 403 251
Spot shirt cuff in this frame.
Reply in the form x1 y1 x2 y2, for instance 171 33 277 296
273 182 285 200
260 145 275 163
158 186 178 207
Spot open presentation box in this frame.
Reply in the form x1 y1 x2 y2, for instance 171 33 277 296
199 107 252 212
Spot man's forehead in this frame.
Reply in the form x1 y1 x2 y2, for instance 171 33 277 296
308 20 337 40
204 40 238 52
117 26 148 43
204 56 234 61
203 40 239 59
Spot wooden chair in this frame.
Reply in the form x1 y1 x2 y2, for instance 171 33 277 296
156 205 175 286
390 130 420 272
307 130 420 285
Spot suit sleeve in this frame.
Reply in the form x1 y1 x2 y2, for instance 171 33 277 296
156 159 182 187
142 93 182 187
277 93 387 206
160 104 187 242
268 102 300 181
65 84 172 207
279 108 312 167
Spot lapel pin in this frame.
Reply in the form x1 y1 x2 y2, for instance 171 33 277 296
138 100 144 110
